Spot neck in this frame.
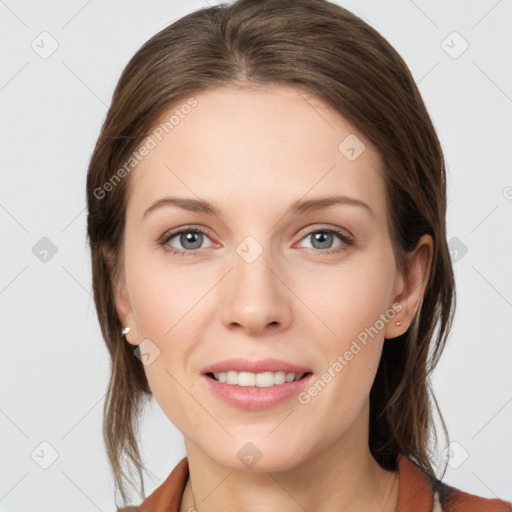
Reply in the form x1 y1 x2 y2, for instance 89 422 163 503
179 403 399 512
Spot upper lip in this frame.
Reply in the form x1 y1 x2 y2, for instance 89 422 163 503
201 358 312 375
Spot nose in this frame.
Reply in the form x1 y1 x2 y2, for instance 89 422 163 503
220 240 292 336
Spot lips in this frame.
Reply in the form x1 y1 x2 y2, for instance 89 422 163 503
201 357 313 375
201 371 315 410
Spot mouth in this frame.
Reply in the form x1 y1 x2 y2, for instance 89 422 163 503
201 364 315 410
205 370 313 387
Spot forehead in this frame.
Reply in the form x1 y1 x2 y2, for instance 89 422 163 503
127 84 386 220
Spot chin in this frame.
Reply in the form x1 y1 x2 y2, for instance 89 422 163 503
200 439 308 473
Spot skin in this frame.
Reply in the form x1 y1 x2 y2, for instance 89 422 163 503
112 83 433 512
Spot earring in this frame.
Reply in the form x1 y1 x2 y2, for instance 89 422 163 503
122 327 131 340
395 321 402 326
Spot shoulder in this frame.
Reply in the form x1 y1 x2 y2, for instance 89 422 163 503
397 454 511 512
432 479 512 512
119 457 189 512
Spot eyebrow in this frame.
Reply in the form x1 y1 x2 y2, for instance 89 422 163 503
142 194 375 220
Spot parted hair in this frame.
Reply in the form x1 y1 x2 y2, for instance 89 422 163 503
86 0 456 506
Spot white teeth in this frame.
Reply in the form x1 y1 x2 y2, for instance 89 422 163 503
212 371 306 387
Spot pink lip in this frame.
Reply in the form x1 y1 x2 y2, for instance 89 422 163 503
201 372 314 411
201 357 312 375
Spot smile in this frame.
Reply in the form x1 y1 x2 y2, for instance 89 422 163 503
207 370 311 387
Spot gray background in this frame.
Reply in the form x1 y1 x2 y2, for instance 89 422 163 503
1 0 511 510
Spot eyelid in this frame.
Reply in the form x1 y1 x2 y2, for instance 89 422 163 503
295 223 354 242
159 224 213 244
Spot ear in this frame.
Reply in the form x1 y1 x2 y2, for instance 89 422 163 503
385 234 433 339
102 246 139 346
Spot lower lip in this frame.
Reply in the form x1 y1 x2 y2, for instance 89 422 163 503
201 373 314 411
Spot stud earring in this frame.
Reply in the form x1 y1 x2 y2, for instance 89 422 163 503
122 327 131 340
395 321 402 326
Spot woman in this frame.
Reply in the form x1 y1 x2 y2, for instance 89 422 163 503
86 0 512 511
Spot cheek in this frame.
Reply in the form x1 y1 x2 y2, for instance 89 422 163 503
293 265 394 435
125 250 194 338
123 252 206 414
127 275 195 426
293 249 397 417
299 256 396 348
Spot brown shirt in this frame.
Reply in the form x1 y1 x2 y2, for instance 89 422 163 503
121 455 512 512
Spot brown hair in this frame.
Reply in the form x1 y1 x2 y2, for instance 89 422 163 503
86 0 455 506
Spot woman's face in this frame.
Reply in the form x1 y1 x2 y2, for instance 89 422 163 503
114 84 427 471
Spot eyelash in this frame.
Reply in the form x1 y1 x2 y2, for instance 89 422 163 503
159 225 354 257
